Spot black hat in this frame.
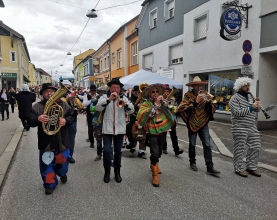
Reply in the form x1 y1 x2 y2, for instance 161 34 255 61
90 84 97 90
107 78 124 87
40 83 57 95
133 85 139 91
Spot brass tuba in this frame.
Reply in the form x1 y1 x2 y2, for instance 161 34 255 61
163 86 177 108
42 83 70 135
134 83 149 106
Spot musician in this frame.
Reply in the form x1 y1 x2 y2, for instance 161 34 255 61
62 80 82 164
162 84 183 156
137 84 175 187
228 77 261 177
79 85 97 148
126 85 147 158
178 76 220 177
95 78 134 184
27 83 75 195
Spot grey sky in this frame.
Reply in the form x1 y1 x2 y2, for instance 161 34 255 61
0 0 143 80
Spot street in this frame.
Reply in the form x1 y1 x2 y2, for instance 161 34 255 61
0 113 277 220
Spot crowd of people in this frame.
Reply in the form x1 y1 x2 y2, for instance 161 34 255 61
0 76 262 195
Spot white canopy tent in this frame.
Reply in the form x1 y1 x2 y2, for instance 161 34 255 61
119 69 183 89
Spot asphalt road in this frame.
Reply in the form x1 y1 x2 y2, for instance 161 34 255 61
0 114 277 220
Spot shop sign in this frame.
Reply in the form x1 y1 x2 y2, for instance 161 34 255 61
156 69 173 79
220 8 242 41
1 73 17 78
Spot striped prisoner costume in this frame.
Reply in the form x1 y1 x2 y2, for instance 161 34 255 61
228 92 261 172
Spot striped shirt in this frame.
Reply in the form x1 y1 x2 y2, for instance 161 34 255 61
228 93 259 128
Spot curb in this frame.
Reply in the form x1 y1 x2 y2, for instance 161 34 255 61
178 121 277 173
0 124 24 188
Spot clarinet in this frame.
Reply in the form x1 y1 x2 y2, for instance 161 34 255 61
248 92 270 119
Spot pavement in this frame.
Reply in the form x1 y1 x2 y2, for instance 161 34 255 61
0 106 277 189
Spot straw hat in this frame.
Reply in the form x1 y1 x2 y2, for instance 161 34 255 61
142 83 165 99
186 76 208 87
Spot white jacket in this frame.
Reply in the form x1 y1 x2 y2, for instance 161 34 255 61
95 94 134 135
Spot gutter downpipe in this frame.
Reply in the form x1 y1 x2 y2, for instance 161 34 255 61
107 40 111 82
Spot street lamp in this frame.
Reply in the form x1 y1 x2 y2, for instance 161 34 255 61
86 9 98 18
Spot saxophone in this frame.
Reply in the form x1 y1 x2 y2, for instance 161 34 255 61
42 83 70 135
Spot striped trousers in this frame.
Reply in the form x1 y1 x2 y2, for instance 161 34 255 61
232 126 261 172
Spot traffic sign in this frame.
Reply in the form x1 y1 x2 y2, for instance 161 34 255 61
242 53 252 65
241 65 252 74
243 40 252 52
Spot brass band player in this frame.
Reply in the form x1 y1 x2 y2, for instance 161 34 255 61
162 84 184 156
95 79 134 184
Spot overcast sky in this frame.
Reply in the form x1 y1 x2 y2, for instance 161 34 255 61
0 0 143 80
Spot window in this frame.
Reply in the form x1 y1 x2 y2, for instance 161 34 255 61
117 49 122 69
100 60 102 72
143 53 153 70
194 13 208 41
10 51 16 62
84 64 89 76
131 42 138 65
104 50 109 70
46 77 47 80
112 53 115 64
149 8 157 29
104 57 107 69
170 43 183 65
165 0 175 20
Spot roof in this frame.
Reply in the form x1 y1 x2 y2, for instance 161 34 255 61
0 21 31 61
36 68 51 77
141 0 149 6
0 0 4 7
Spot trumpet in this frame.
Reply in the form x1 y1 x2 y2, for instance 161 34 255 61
117 95 125 108
248 92 270 119
198 90 217 103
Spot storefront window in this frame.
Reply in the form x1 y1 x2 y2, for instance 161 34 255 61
209 71 241 111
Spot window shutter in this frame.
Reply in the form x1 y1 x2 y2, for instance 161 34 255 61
144 54 153 69
171 44 183 60
197 16 207 39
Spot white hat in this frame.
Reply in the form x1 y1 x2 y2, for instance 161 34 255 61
62 80 72 86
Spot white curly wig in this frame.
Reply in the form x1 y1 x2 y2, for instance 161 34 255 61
233 77 252 92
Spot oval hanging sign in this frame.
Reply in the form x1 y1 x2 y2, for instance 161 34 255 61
220 8 242 41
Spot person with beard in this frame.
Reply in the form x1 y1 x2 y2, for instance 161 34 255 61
27 83 75 195
228 77 262 177
136 84 175 187
162 84 183 156
15 84 36 131
95 78 134 184
177 76 220 177
126 85 147 159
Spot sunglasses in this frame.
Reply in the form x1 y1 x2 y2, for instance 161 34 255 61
151 90 159 94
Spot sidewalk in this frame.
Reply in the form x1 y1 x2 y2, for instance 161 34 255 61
0 105 23 187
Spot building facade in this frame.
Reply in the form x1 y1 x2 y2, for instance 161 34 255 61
0 21 31 90
36 68 51 85
182 0 277 129
137 0 209 83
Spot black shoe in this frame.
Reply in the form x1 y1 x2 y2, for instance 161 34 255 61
104 167 110 183
126 144 132 149
2 118 4 121
114 168 122 183
246 169 261 177
207 168 221 177
68 157 75 164
45 188 54 195
175 149 184 156
190 163 198 172
25 127 30 131
137 152 147 159
163 150 168 154
90 143 94 148
60 175 67 183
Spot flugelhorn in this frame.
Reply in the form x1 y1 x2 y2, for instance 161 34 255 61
198 90 217 103
248 92 270 119
163 86 177 108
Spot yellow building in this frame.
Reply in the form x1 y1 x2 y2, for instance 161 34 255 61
29 62 36 86
109 15 139 80
0 21 31 90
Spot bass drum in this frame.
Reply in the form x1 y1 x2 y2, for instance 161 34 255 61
131 121 146 143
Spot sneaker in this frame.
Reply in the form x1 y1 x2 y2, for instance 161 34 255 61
68 157 75 164
246 169 261 177
190 163 198 172
207 168 221 177
45 188 54 195
137 152 147 159
175 149 184 156
235 171 248 177
60 175 67 184
94 155 102 161
163 150 168 154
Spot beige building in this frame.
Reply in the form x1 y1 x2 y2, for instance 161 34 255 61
0 21 31 90
29 62 36 86
36 68 52 85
